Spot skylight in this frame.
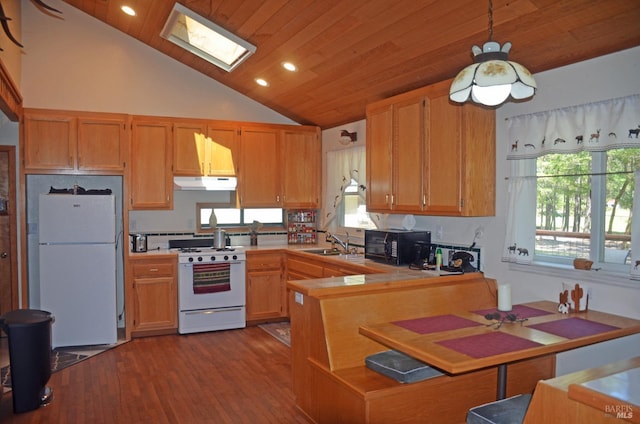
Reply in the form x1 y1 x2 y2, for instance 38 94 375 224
161 3 256 72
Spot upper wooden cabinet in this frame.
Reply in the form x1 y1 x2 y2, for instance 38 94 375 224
366 104 393 211
130 117 173 210
22 109 127 174
173 119 239 177
207 123 239 176
238 125 321 208
22 109 321 211
366 98 424 212
281 127 321 208
366 79 495 216
239 126 281 207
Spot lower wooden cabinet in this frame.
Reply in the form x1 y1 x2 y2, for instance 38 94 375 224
287 253 380 281
130 256 177 335
246 251 286 321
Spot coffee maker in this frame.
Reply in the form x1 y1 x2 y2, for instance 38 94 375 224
411 241 432 269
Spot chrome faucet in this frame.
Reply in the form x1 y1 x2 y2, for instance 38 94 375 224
325 231 349 253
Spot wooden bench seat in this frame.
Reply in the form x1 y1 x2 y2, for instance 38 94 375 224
288 274 556 424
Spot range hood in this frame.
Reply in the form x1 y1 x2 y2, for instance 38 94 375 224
173 176 237 191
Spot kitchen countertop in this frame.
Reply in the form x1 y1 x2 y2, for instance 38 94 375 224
127 241 482 296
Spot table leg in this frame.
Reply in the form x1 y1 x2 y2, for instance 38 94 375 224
497 364 507 400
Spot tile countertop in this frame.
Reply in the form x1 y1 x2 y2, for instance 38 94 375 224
126 242 485 297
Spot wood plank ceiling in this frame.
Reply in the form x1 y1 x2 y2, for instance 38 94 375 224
60 0 640 129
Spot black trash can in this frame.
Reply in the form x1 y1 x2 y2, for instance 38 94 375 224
0 309 54 413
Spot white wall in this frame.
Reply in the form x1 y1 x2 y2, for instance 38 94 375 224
322 46 640 373
21 0 295 123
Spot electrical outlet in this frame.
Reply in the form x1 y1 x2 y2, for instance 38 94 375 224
475 226 484 239
436 224 443 240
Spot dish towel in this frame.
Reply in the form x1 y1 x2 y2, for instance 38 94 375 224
192 263 231 294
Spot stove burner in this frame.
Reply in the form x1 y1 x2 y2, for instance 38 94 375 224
215 247 235 252
179 248 202 253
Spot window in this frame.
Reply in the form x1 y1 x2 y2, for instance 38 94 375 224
323 146 377 237
534 150 640 270
196 204 283 232
503 94 640 278
161 3 256 72
340 178 376 229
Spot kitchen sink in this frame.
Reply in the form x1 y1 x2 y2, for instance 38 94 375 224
304 248 343 256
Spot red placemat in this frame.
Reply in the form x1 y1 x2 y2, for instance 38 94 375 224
393 314 482 334
528 317 620 339
437 332 543 358
473 304 553 319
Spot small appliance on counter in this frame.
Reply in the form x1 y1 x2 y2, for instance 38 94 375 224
364 229 431 265
130 233 147 252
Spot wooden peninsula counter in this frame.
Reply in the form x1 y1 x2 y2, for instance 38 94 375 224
286 271 555 424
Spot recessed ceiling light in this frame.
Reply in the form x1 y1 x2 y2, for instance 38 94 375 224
121 6 136 16
282 62 297 72
161 3 256 72
255 78 269 87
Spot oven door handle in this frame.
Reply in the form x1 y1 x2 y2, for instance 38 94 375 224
180 261 243 267
184 307 243 316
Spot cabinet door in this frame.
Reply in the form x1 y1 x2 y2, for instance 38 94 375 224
424 94 463 215
133 276 177 331
246 269 284 320
282 128 321 208
173 121 207 176
207 124 239 176
77 116 127 172
130 119 173 209
366 104 394 212
23 113 76 171
393 97 425 212
239 127 280 207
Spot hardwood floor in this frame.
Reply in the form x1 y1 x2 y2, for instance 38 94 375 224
1 327 310 423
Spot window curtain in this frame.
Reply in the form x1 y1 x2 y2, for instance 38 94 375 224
631 171 640 280
502 161 536 265
322 146 366 230
506 94 640 160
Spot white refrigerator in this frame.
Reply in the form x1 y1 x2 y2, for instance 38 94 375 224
39 194 118 348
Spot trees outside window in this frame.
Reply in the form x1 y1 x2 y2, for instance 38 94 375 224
535 149 640 269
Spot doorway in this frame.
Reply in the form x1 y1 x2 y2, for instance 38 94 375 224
0 146 18 316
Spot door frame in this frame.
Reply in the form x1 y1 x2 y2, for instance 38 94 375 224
0 145 19 312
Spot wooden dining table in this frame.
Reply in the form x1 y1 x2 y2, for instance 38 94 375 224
359 301 640 400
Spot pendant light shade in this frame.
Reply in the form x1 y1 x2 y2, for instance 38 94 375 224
449 3 536 106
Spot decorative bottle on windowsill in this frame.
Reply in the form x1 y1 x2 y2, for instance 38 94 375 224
209 211 217 230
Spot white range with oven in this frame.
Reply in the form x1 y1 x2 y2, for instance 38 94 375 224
176 246 246 334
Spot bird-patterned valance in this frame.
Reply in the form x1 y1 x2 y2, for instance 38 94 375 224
506 94 640 160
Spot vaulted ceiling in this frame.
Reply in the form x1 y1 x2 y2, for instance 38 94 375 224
61 0 640 129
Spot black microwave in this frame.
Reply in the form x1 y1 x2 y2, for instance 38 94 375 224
364 229 431 266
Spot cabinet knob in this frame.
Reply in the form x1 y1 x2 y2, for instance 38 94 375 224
0 252 7 258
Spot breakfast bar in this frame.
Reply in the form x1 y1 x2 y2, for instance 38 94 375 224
287 273 556 424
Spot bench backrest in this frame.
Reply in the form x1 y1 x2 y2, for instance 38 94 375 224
319 276 498 370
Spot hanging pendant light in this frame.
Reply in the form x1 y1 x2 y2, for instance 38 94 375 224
449 0 536 107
